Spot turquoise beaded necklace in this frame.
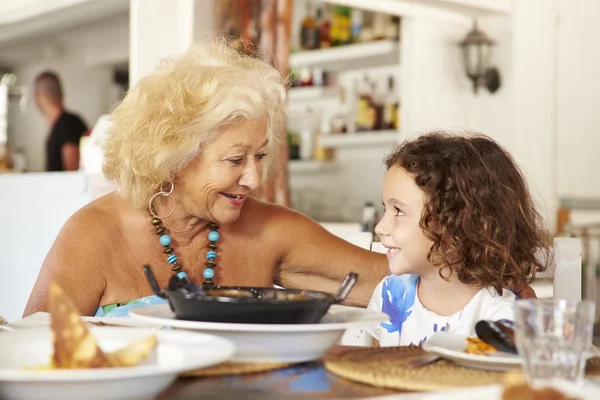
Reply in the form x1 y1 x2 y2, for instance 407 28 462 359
150 216 220 287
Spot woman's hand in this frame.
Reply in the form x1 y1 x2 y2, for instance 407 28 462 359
516 284 537 299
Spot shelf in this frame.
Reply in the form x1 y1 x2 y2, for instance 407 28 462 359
321 0 511 24
287 86 337 102
288 160 331 173
318 131 400 148
290 40 400 70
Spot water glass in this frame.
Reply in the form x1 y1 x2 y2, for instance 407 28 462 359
514 299 596 385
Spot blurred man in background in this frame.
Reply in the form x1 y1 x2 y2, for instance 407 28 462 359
34 71 87 171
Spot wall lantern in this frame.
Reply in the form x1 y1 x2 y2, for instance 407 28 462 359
459 21 501 94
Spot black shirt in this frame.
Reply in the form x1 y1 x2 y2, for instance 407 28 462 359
45 111 88 172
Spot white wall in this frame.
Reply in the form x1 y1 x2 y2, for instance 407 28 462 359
473 0 600 225
0 172 93 322
6 13 129 172
509 0 559 225
289 146 389 221
470 3 558 225
556 0 600 199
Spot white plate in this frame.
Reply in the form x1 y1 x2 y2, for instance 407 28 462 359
129 304 388 363
422 332 600 372
422 331 521 371
368 381 600 400
0 326 235 400
9 312 162 330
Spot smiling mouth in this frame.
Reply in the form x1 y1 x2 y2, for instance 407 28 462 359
221 193 246 200
383 245 401 256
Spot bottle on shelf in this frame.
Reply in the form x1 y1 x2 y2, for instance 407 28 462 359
382 76 399 130
372 13 388 41
358 10 374 43
388 16 401 41
313 117 335 161
300 2 319 50
355 75 371 132
288 131 300 160
361 202 377 235
330 86 350 135
298 67 313 87
312 68 326 87
330 5 351 47
369 79 384 131
350 9 363 43
317 6 331 49
299 115 315 161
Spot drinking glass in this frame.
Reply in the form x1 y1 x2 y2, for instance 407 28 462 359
514 299 596 385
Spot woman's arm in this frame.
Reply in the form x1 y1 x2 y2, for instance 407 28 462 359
265 202 536 306
268 205 389 307
23 207 113 317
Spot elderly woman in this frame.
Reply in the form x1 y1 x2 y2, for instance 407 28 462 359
24 41 534 318
24 41 388 317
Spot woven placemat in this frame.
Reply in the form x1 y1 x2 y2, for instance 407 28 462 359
324 346 600 392
181 361 293 377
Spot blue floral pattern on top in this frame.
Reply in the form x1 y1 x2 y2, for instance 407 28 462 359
380 274 419 334
94 295 168 318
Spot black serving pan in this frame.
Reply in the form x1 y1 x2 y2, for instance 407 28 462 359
143 265 358 324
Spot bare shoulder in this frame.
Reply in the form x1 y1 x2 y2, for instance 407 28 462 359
55 193 129 272
63 194 122 236
23 193 124 317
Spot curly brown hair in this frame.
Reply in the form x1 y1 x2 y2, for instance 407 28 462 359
385 132 550 294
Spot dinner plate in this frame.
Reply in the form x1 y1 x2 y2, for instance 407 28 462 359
368 381 600 400
8 312 162 330
0 326 235 400
129 304 388 363
422 331 600 372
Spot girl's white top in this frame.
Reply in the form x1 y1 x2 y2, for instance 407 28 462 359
367 274 516 347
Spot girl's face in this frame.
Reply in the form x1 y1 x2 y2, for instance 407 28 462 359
375 166 434 276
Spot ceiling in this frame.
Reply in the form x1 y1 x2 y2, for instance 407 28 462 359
0 0 91 26
0 0 129 48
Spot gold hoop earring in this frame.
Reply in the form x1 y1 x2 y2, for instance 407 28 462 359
149 182 176 219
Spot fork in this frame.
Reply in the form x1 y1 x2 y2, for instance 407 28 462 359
404 353 441 368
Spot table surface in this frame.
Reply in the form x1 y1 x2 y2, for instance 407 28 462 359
158 346 402 400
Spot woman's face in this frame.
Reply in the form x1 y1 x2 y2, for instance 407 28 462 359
175 119 269 224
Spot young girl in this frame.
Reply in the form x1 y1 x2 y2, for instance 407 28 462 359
368 132 550 347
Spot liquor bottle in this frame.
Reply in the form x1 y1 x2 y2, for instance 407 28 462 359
368 80 384 131
288 131 300 160
382 77 399 130
300 2 319 50
317 6 331 48
330 86 349 134
355 76 372 131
